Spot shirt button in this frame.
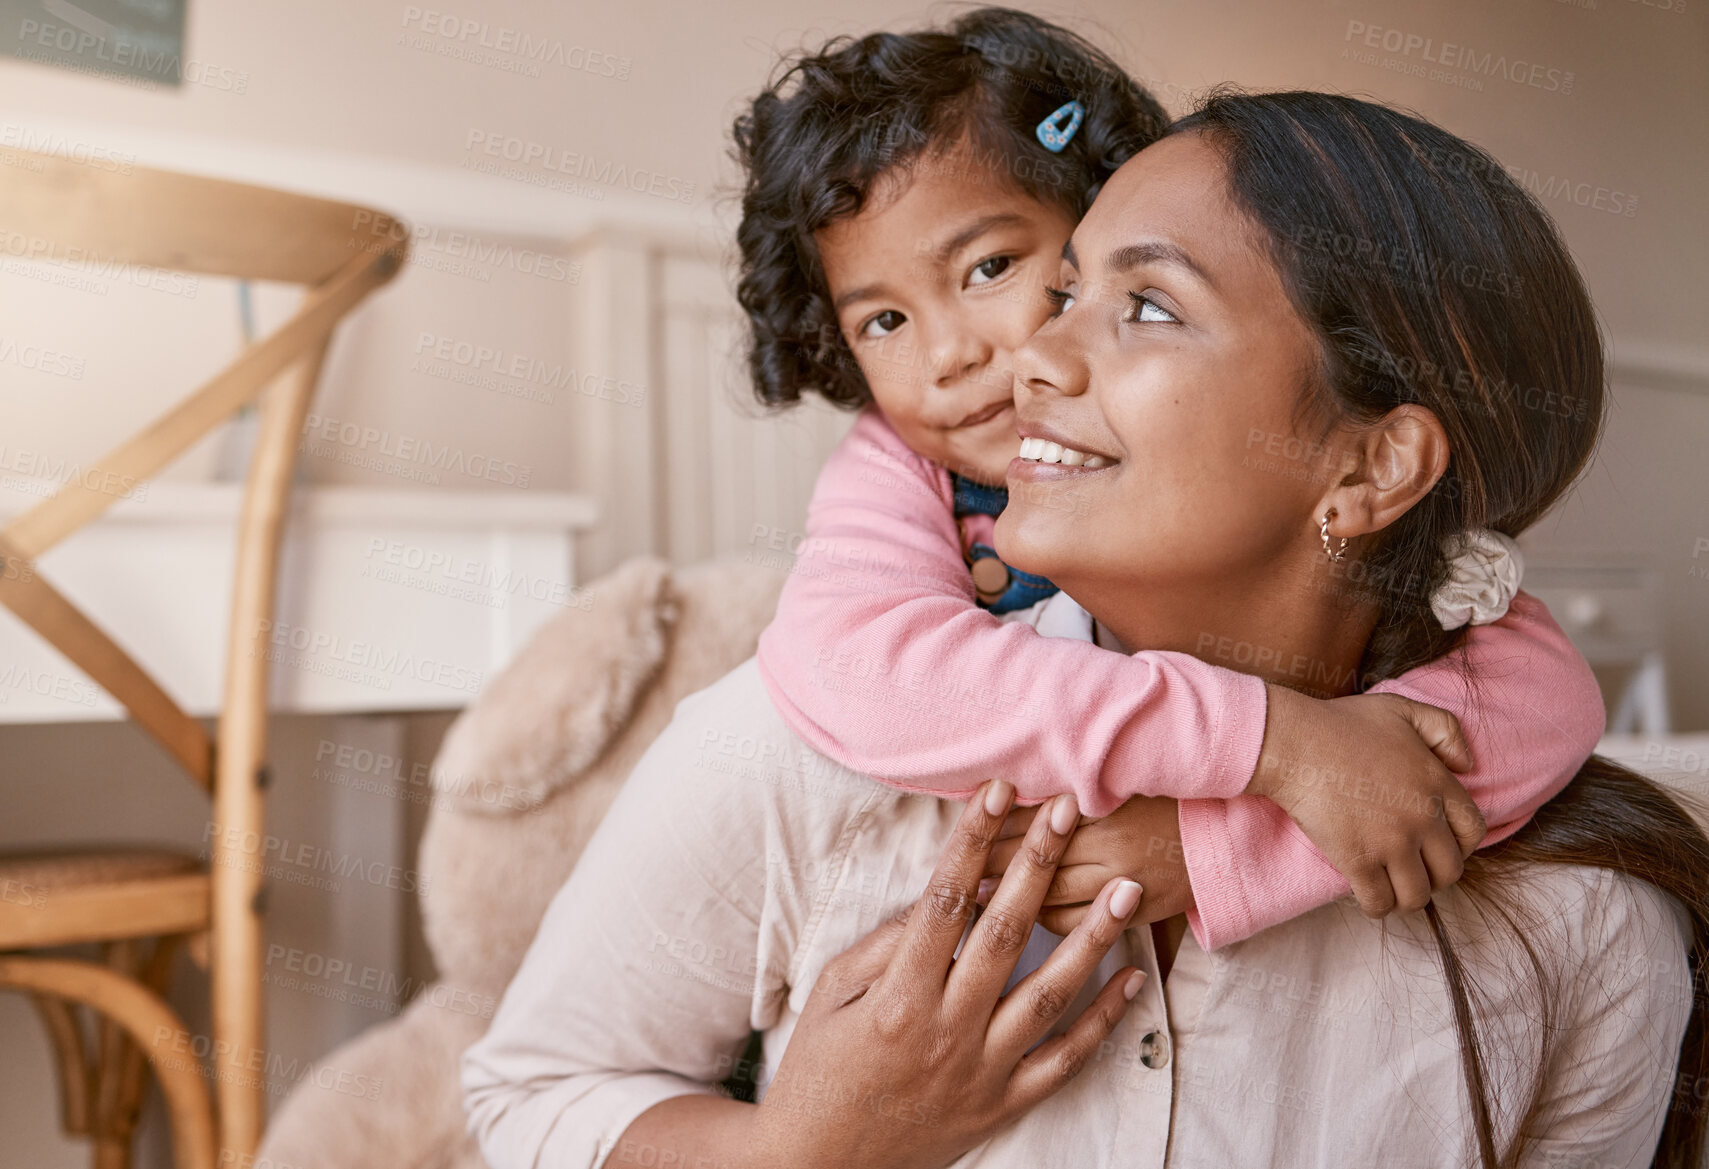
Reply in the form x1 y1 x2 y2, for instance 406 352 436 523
1139 1030 1171 1069
971 556 1011 602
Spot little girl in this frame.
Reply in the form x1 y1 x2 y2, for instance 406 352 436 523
732 8 1605 947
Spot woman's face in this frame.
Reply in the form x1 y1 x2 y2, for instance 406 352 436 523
995 132 1342 648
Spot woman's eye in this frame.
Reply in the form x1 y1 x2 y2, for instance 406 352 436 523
1125 292 1177 324
1043 285 1076 316
968 255 1013 285
859 309 906 339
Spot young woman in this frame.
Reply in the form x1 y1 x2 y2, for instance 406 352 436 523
738 6 1604 945
462 93 1709 1169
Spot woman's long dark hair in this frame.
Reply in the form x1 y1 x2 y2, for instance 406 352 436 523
1170 91 1709 1167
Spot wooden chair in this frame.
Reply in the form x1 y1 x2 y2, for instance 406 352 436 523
0 150 408 1169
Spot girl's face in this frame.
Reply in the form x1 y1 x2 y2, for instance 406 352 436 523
996 132 1340 652
816 141 1077 486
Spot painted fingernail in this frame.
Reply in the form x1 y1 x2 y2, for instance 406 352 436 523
984 779 1014 816
1123 970 1146 1001
1109 879 1142 920
1049 793 1078 835
977 876 998 903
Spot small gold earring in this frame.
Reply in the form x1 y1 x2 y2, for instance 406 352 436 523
1320 511 1348 562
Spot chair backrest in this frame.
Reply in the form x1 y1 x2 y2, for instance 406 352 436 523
0 148 408 1159
0 153 406 784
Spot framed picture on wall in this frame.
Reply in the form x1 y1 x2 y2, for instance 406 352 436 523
0 0 186 87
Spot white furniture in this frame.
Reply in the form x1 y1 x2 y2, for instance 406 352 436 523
0 480 596 723
1599 734 1709 822
1525 553 1670 735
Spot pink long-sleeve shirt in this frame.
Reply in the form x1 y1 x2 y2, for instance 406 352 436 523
754 408 1607 949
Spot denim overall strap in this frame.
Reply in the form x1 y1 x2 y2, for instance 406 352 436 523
950 474 1061 615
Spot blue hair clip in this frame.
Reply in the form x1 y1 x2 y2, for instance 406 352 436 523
1035 100 1084 153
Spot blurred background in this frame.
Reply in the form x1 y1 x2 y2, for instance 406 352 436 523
0 0 1704 1164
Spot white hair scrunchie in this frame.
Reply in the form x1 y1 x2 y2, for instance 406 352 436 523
1430 529 1524 630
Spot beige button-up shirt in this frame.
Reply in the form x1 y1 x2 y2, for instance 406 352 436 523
463 651 1691 1169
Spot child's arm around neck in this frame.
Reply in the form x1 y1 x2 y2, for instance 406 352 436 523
755 406 1268 818
757 408 1604 951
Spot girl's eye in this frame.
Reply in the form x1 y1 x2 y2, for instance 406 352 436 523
859 309 906 339
1125 292 1177 324
968 255 1013 285
1043 285 1076 316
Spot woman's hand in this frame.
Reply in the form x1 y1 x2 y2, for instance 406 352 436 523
754 779 1146 1169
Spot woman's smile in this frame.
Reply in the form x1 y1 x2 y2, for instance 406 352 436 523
1009 442 1119 485
1011 425 1119 473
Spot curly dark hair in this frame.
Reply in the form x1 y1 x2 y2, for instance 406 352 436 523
732 7 1167 411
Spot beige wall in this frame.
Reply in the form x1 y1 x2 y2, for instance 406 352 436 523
1 0 1703 342
0 0 1701 714
0 1 1704 1165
